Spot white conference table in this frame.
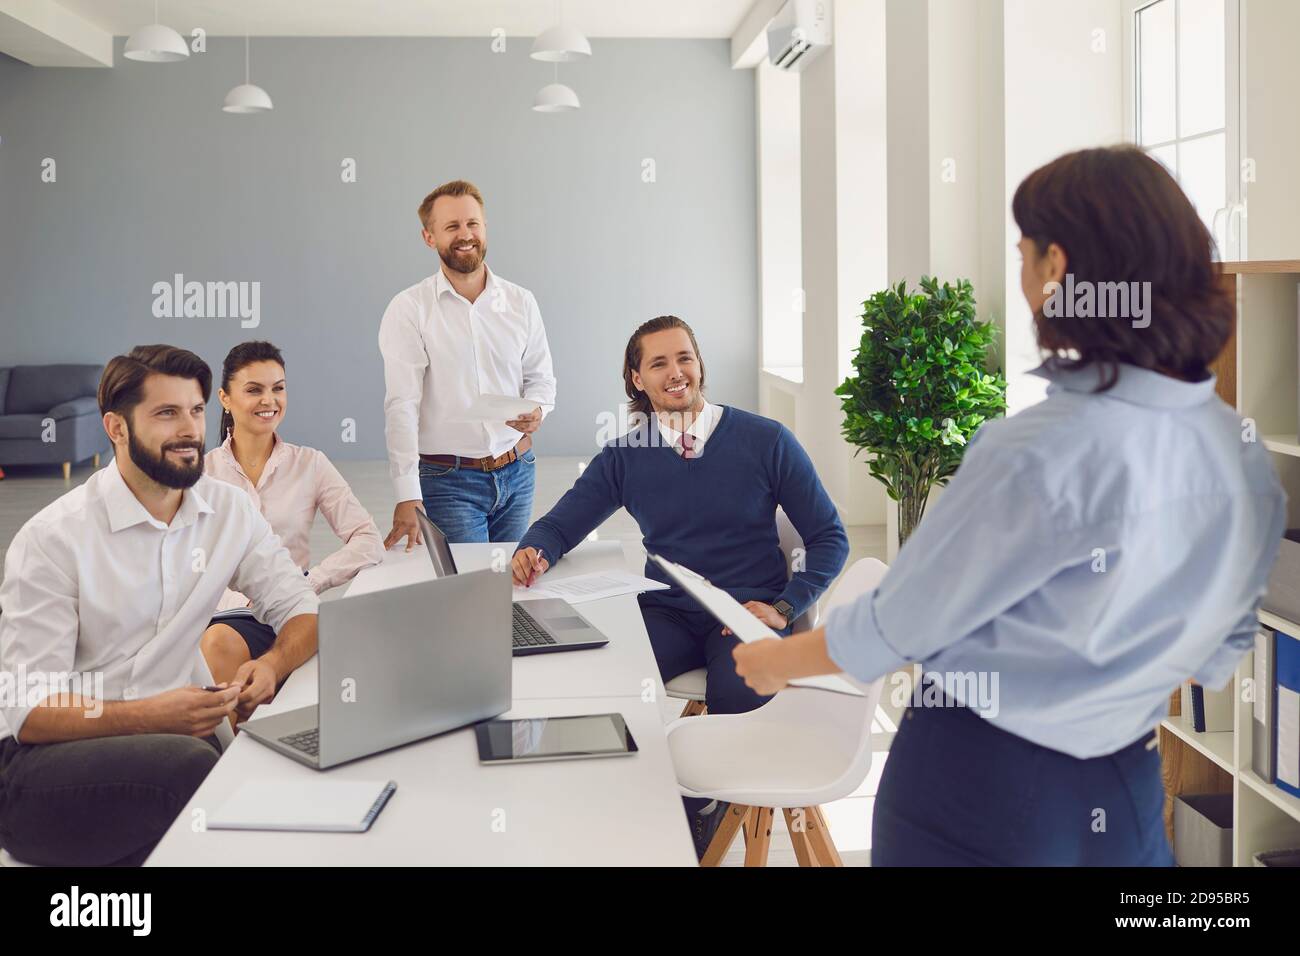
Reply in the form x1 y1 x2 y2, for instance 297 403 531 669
147 540 696 866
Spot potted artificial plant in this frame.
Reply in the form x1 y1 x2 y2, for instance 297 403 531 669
836 276 1008 547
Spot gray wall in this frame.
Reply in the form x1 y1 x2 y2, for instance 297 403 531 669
0 37 757 459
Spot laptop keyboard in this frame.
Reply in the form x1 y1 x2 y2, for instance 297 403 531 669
279 728 320 757
512 605 558 649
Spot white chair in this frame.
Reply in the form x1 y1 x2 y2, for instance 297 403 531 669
665 557 889 866
665 507 819 717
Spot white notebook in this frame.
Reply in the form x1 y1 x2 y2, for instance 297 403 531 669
208 779 397 832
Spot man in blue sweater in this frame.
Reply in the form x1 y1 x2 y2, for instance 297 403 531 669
511 316 849 855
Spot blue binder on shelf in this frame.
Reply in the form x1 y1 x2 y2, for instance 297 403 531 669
1276 629 1300 799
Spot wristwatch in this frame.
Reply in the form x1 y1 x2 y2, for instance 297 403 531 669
772 599 795 629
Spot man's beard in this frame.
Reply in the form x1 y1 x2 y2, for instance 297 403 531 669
128 430 204 489
439 238 486 275
653 383 699 412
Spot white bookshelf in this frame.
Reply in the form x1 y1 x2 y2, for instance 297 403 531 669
1262 435 1300 458
1159 642 1300 866
1236 261 1300 864
1161 714 1234 774
1158 261 1300 865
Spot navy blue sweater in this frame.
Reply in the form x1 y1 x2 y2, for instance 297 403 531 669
518 406 849 622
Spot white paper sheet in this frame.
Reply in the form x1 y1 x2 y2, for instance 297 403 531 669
513 569 669 604
649 554 863 696
449 393 553 423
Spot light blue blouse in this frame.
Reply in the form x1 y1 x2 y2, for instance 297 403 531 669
825 359 1286 758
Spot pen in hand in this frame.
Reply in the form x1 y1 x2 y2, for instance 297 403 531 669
526 548 545 588
201 673 254 693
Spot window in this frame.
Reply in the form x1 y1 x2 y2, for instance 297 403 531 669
1133 0 1238 254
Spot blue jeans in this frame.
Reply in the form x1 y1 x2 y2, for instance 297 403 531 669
871 694 1174 866
419 449 537 543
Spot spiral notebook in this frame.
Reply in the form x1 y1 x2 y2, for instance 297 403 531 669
208 779 397 832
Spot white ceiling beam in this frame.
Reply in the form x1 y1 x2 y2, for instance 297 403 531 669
730 0 785 69
0 0 113 66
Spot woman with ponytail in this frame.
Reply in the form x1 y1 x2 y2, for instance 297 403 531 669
201 341 383 693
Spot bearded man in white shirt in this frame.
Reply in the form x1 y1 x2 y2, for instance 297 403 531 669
0 345 319 866
379 179 557 550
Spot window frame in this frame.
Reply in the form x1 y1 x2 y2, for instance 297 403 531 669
1123 0 1243 258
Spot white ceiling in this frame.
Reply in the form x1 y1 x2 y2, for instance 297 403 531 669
55 0 757 38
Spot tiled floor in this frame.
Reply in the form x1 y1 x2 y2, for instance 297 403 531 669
0 454 897 867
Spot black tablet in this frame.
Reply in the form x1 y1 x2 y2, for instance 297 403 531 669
475 713 639 764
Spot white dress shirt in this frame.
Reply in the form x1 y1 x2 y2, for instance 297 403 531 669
378 265 557 503
655 401 722 457
0 459 320 742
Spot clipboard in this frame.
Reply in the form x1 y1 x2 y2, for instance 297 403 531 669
649 554 864 696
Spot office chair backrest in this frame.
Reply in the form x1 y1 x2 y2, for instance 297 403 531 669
775 507 818 631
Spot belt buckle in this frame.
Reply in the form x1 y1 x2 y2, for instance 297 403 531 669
480 456 494 473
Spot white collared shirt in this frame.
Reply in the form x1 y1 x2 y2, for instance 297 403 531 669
655 401 722 457
824 360 1286 758
378 265 558 502
0 459 320 741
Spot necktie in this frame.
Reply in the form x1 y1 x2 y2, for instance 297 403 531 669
678 432 696 460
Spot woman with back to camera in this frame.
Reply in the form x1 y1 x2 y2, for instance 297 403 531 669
733 145 1285 865
201 341 384 701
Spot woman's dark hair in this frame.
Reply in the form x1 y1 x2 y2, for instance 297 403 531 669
1011 145 1233 389
622 315 706 417
219 340 285 441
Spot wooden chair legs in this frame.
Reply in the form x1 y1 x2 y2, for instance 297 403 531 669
744 807 774 866
700 803 749 866
804 805 843 866
678 699 707 718
61 461 71 480
699 804 842 867
679 692 844 868
783 808 818 866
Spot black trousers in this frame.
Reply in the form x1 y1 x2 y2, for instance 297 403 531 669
0 733 221 866
872 699 1173 866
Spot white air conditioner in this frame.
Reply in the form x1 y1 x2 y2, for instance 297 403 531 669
767 0 832 72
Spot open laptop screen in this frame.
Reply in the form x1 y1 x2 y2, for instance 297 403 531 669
415 510 459 577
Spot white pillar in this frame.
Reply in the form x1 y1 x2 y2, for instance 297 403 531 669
756 59 803 382
1000 0 1123 412
799 0 890 527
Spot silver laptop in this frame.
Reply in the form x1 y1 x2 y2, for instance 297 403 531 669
239 570 512 769
415 509 609 656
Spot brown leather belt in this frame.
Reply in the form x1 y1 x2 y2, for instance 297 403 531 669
420 434 532 473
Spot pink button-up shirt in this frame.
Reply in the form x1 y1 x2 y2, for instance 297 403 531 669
206 436 384 610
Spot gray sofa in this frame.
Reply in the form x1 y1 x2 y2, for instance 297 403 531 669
0 365 110 478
